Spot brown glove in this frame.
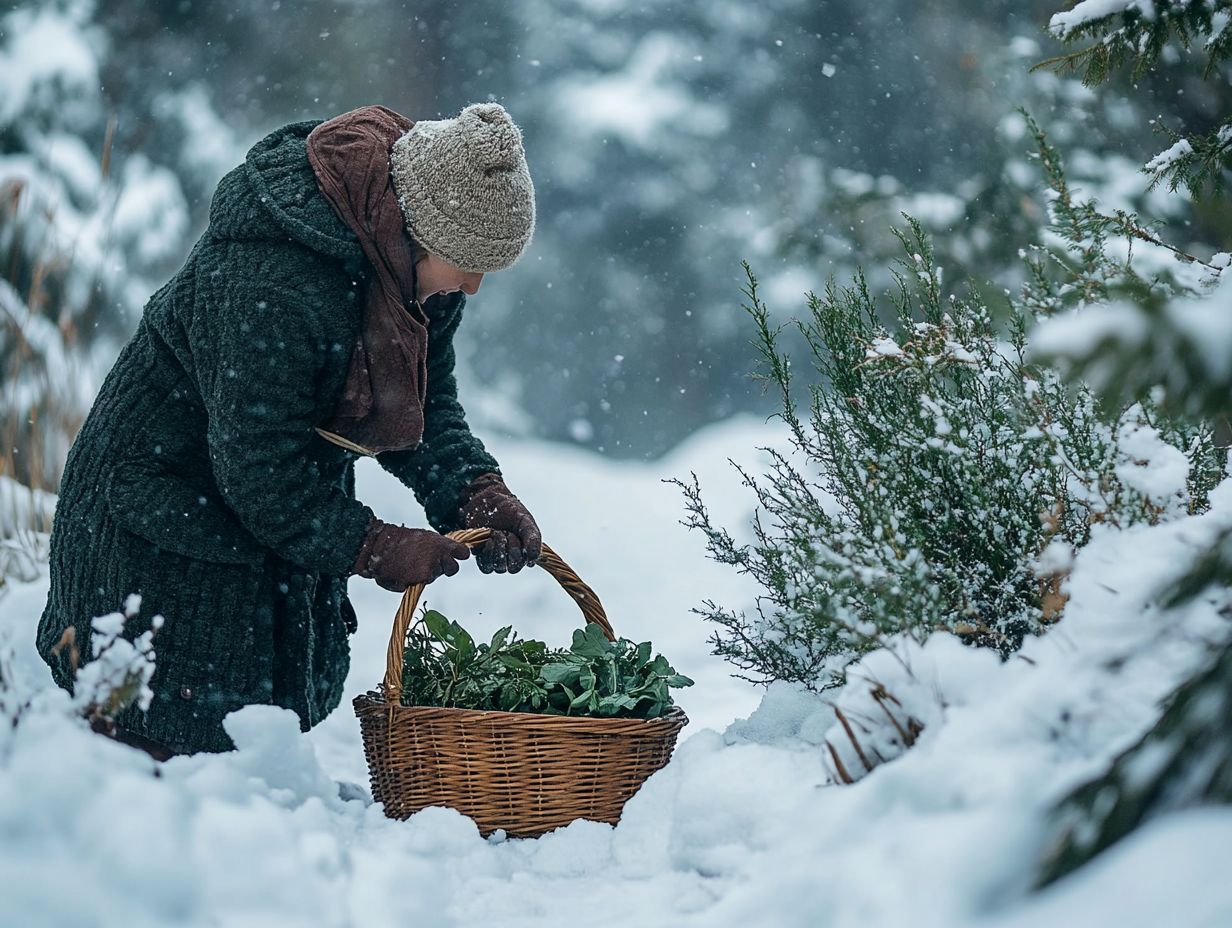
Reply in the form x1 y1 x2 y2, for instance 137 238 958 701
455 472 543 574
351 515 471 592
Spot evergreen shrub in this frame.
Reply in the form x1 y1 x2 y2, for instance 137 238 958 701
671 194 1221 689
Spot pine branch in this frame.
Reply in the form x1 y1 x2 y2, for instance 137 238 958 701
1144 120 1232 198
1036 1 1232 85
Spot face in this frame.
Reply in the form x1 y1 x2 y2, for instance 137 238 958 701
414 251 484 304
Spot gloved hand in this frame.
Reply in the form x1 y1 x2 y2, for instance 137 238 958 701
351 515 471 592
455 472 543 574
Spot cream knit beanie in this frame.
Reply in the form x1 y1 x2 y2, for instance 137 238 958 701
389 102 536 273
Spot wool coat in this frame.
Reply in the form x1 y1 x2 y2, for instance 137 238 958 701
35 119 502 754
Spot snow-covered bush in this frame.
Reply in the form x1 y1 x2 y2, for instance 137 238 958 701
671 201 1221 692
3 590 161 741
1022 12 1232 610
54 599 159 727
59 594 161 729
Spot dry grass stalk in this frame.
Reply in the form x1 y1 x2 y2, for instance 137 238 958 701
825 740 855 785
833 705 874 773
823 681 926 785
869 683 923 747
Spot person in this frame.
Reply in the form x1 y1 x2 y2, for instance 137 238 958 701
35 102 543 758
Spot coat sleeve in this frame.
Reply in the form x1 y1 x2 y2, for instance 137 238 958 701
198 271 375 575
376 293 502 533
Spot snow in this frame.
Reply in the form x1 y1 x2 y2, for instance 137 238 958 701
831 167 900 198
899 191 967 227
3 415 1232 926
1114 408 1191 508
1032 272 1232 400
0 477 54 583
31 131 101 200
111 155 191 265
71 598 159 715
553 33 728 149
1049 0 1158 39
0 474 56 538
1029 297 1152 360
0 5 100 125
1067 150 1185 220
1166 272 1232 382
1144 138 1193 174
152 84 246 187
763 265 823 313
1033 537 1076 576
866 335 905 359
1210 11 1231 46
0 266 100 483
1009 36 1042 58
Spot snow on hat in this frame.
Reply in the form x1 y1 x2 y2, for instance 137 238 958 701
389 102 536 273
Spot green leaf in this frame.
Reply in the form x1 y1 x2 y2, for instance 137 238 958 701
600 693 637 712
422 609 452 642
635 641 653 667
578 667 597 693
489 625 513 651
646 654 672 676
498 683 521 712
520 640 548 659
449 620 476 659
570 624 612 658
540 663 582 686
496 653 534 673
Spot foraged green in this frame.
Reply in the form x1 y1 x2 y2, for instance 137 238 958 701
399 609 693 719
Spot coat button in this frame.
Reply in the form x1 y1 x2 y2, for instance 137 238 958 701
179 686 194 700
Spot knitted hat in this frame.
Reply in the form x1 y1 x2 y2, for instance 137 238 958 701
389 102 536 273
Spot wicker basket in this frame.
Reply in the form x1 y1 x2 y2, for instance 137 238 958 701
353 526 689 838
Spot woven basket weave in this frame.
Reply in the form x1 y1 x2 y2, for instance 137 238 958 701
353 526 688 838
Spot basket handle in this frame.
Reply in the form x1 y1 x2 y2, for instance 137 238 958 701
381 527 616 704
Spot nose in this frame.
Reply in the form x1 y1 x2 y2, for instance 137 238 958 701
460 272 484 295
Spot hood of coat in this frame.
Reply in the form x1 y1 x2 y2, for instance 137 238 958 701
206 120 365 269
206 116 466 320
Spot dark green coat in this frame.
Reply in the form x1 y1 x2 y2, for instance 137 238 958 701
35 119 501 754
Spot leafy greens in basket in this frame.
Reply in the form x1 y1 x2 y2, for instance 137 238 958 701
399 609 693 719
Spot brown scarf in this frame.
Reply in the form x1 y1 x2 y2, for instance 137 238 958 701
306 104 427 456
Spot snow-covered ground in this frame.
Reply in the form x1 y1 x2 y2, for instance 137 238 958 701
3 414 1231 928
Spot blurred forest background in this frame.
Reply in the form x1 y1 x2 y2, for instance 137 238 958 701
2 0 1228 489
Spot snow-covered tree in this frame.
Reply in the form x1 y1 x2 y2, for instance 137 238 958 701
0 0 237 492
760 31 1209 310
1026 0 1232 888
1039 0 1231 196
